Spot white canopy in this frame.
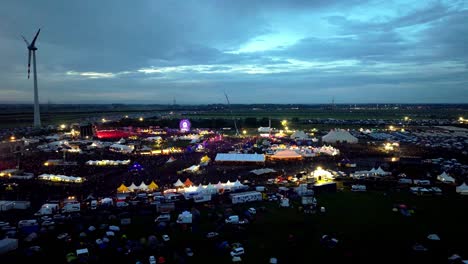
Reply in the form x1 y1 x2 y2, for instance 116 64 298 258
127 182 138 192
215 153 265 163
437 172 455 183
250 168 276 175
173 179 184 187
290 130 308 140
138 182 148 191
456 183 468 195
322 129 358 144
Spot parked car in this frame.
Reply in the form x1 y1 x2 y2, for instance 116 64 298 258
230 247 245 257
155 213 171 222
248 208 256 214
185 247 194 257
162 234 170 242
206 232 219 238
149 255 156 264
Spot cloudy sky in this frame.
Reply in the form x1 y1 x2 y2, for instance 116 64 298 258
1 0 467 104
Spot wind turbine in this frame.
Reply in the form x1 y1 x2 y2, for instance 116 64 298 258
22 29 41 128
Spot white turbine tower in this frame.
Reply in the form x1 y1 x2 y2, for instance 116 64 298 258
22 29 41 128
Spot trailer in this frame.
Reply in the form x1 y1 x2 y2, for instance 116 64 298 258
193 194 212 203
230 191 262 204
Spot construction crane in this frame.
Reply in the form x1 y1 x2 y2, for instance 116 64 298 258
224 91 239 136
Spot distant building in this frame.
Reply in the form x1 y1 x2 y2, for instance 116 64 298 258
0 140 25 159
80 123 94 138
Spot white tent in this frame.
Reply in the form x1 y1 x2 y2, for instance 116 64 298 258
233 180 245 189
250 168 276 175
215 181 224 189
138 182 148 191
456 183 468 195
166 157 177 163
215 153 265 163
196 184 204 192
290 130 308 140
127 182 139 192
437 172 455 183
173 179 184 187
322 129 358 144
206 183 217 194
374 167 391 176
183 165 200 173
109 144 134 154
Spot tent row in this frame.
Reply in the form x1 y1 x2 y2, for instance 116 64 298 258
350 167 391 179
117 181 159 193
38 174 84 183
86 160 131 166
174 179 247 193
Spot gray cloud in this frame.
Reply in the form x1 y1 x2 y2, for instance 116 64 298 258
0 0 467 104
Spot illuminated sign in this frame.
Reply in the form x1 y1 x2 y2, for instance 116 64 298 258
179 119 191 132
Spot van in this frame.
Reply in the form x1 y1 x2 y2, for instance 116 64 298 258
116 201 129 208
225 215 239 224
90 200 97 210
155 213 171 222
18 219 38 228
62 203 81 213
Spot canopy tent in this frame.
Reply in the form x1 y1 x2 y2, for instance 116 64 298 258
38 174 84 183
456 182 468 195
311 167 334 179
290 130 309 140
322 129 358 144
200 155 211 166
374 167 391 176
233 180 245 188
117 184 129 193
215 153 265 163
166 157 177 164
215 181 224 189
174 179 184 187
206 183 217 194
183 165 200 173
138 182 149 191
196 184 204 192
437 172 455 183
184 178 194 187
127 183 139 192
148 181 159 191
271 149 302 160
109 144 134 153
250 168 276 175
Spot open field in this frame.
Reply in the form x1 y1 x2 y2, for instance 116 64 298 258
7 191 467 264
1 104 467 129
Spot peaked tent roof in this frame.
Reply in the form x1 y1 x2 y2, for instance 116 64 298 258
184 178 194 187
290 130 308 139
201 155 211 163
322 129 358 143
148 181 159 191
456 182 468 193
166 157 176 163
138 182 148 190
174 179 184 187
271 149 302 159
117 184 129 193
127 182 138 192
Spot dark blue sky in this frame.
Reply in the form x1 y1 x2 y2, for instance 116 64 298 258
1 0 467 104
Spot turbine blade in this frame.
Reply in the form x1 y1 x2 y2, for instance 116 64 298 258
27 51 31 79
31 28 41 46
21 35 30 46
